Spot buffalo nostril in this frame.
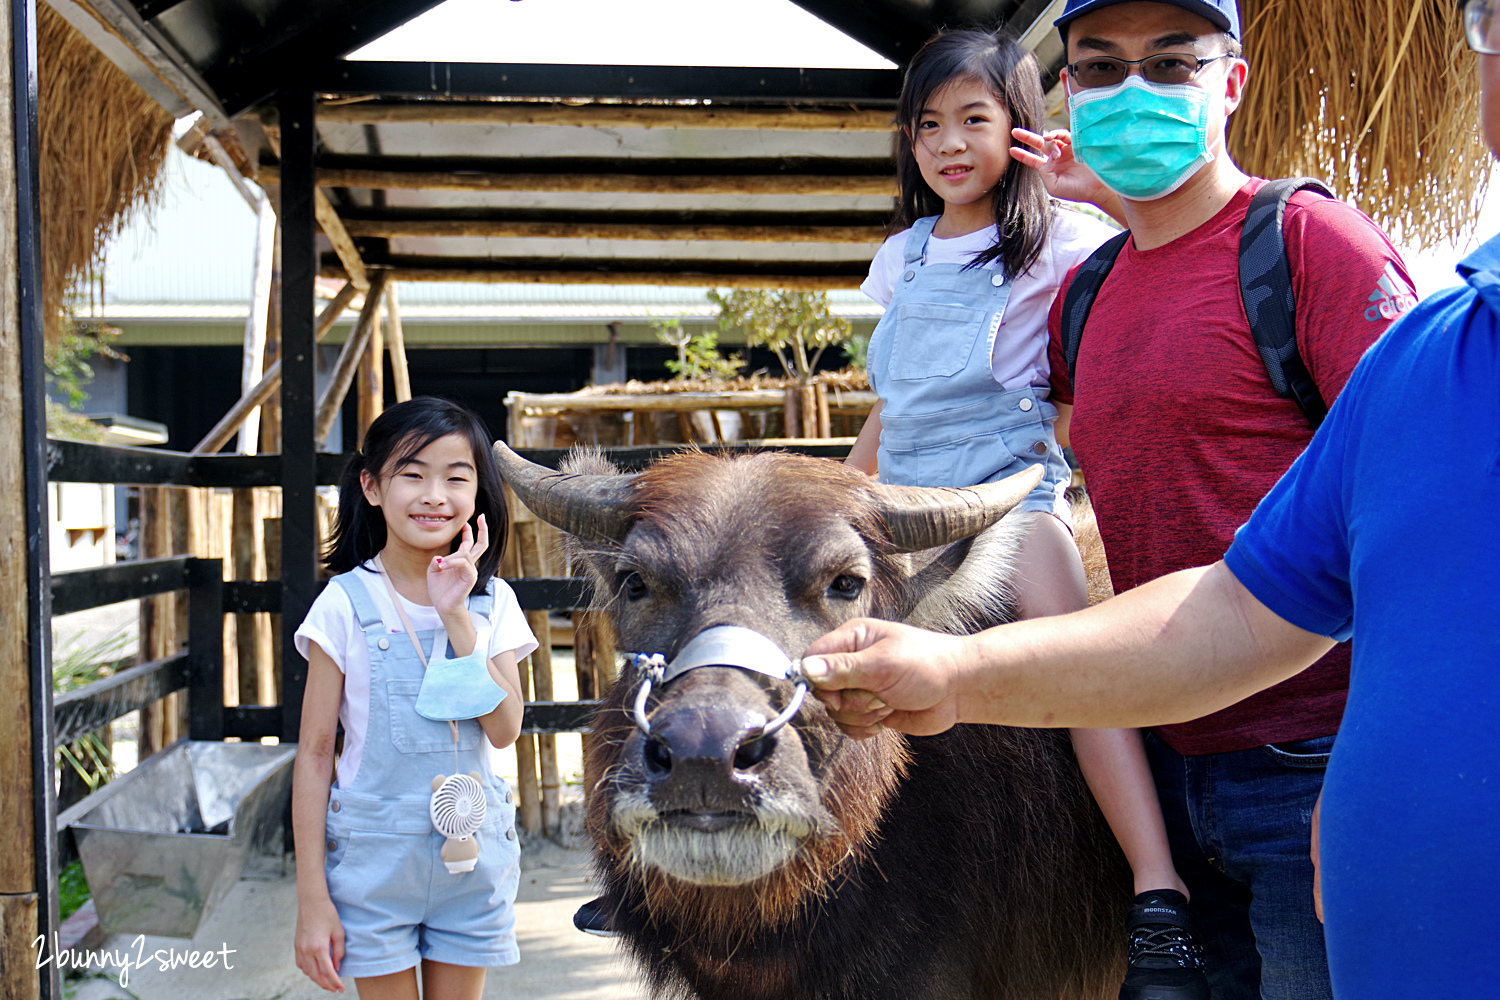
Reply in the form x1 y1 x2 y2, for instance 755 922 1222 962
644 737 673 774
733 735 776 771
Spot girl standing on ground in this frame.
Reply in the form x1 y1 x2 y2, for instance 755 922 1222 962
292 397 535 999
847 28 1208 1000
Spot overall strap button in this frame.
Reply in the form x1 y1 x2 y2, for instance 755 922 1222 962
377 637 390 650
990 272 1005 286
1019 397 1034 412
902 269 916 281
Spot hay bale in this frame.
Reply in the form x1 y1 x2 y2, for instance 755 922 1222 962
1234 0 1487 249
38 3 173 346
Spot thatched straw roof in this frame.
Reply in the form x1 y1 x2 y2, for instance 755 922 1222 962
39 3 173 346
1233 0 1486 249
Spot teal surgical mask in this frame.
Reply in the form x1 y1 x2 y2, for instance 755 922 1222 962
1069 75 1216 201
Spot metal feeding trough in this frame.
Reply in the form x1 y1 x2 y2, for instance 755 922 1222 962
68 741 296 939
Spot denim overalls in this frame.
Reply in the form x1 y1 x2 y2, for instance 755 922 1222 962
868 215 1072 513
321 571 520 977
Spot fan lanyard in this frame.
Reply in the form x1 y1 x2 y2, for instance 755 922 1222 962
373 556 462 774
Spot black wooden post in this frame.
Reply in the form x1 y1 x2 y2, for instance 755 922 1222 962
279 87 317 743
13 0 59 993
186 558 224 741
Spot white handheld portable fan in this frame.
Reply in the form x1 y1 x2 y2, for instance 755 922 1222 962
430 772 487 873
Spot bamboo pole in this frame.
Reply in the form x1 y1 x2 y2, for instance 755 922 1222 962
192 281 358 455
497 492 542 836
139 487 181 759
260 241 283 452
525 606 561 838
384 283 411 403
317 101 895 130
232 489 272 706
263 516 283 701
356 293 384 446
339 217 884 243
237 197 277 456
260 163 895 197
314 271 390 448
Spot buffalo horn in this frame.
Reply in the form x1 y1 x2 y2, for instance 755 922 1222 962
491 440 637 543
871 464 1046 552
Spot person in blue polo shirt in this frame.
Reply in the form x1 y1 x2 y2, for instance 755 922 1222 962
797 2 1500 995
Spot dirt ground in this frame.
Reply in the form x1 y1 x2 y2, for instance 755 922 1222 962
64 839 647 1000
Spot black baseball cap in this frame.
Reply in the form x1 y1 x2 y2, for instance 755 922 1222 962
1054 0 1241 39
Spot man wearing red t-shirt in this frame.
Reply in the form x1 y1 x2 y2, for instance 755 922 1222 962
1011 1 1418 997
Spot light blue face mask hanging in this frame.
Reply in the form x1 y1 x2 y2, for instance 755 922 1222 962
1069 75 1215 202
375 557 507 723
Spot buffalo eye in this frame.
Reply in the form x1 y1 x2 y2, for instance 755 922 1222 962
620 571 649 601
828 574 865 600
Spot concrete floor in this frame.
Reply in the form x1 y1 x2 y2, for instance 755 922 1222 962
66 844 648 1000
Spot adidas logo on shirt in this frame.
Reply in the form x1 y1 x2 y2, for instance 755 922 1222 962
1364 262 1417 322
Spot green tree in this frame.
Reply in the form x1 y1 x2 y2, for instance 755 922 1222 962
709 290 852 385
653 318 743 381
44 319 124 441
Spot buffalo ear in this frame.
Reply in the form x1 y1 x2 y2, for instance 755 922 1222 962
904 513 1031 633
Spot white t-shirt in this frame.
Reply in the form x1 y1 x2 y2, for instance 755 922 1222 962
294 563 539 787
861 206 1119 390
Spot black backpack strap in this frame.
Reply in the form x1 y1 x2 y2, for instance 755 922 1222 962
1239 177 1334 429
1060 229 1131 391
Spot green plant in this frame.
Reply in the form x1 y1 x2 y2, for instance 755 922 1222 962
45 318 125 441
709 290 852 385
58 733 114 797
53 627 133 694
58 861 91 921
654 318 743 381
46 319 125 410
841 332 870 372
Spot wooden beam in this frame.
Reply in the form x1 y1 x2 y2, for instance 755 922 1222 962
329 265 863 291
259 163 894 197
334 262 864 289
314 189 369 291
192 282 357 455
315 271 390 447
384 283 411 403
356 292 384 446
316 100 895 131
261 128 370 290
341 217 884 243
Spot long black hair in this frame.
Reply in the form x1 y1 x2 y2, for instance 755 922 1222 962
324 396 506 594
892 28 1052 277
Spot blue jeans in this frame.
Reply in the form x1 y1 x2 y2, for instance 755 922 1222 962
1145 733 1335 1000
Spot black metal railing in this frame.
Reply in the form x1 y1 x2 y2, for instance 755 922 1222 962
46 438 851 763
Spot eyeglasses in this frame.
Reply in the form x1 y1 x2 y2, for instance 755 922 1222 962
1463 0 1500 54
1066 52 1230 90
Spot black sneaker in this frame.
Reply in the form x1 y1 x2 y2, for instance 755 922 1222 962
573 895 618 937
1119 890 1209 1000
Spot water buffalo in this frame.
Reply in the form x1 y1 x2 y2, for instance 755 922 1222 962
495 443 1128 1000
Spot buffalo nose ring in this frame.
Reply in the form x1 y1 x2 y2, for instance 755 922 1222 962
625 626 809 739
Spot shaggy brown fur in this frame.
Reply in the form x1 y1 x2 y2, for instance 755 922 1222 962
557 450 1129 1000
